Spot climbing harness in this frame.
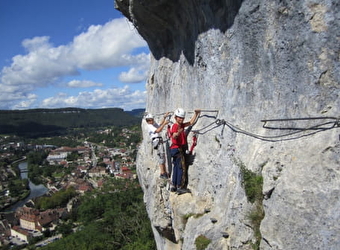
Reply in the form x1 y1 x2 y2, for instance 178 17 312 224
152 137 163 149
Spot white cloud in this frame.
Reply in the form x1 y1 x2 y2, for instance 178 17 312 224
72 19 148 70
0 18 149 110
119 53 150 83
67 80 103 88
41 85 146 111
119 67 148 83
12 94 38 110
1 36 78 87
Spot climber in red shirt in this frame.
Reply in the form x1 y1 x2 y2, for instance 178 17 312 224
169 108 200 194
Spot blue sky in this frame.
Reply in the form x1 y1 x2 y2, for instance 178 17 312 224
0 0 150 110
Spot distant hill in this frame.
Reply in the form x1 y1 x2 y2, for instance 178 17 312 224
0 108 145 137
126 108 146 118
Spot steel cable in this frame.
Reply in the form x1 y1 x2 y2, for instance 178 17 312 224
192 117 339 142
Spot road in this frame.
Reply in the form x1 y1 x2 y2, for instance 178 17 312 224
35 234 62 248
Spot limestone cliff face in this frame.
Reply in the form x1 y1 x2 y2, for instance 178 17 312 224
115 1 339 249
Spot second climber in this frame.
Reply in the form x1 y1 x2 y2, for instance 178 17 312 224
145 112 170 179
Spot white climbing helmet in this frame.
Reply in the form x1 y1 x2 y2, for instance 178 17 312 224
145 113 154 120
174 108 186 118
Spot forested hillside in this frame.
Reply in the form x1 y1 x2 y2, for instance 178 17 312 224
0 108 144 137
40 179 156 250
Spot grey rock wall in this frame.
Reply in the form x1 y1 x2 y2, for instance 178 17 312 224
115 0 339 249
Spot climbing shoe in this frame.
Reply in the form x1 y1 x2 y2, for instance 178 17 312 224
176 188 191 195
170 187 177 192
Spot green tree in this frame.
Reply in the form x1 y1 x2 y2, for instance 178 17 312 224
56 223 73 237
36 187 77 210
27 151 48 165
8 179 29 197
66 151 79 161
42 179 156 250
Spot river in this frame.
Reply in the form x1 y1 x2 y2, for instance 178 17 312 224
5 161 48 212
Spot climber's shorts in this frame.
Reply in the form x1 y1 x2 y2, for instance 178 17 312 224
156 143 165 165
